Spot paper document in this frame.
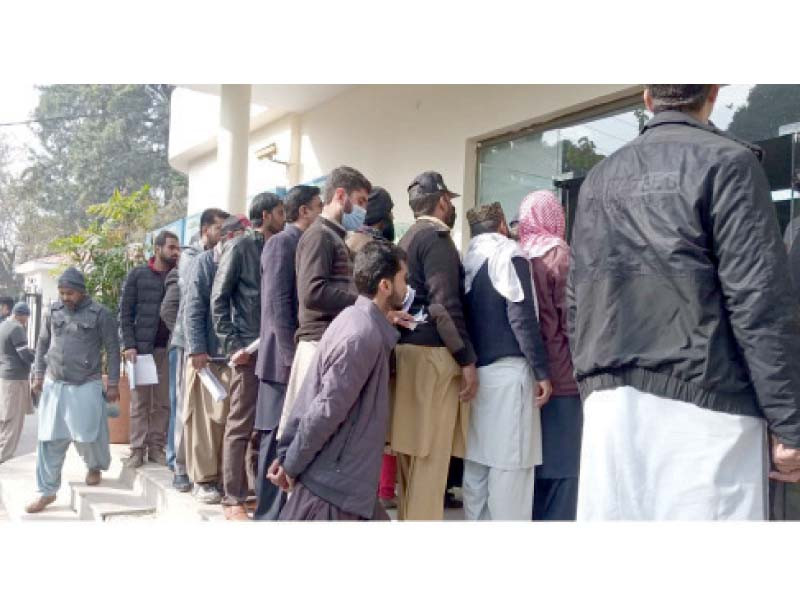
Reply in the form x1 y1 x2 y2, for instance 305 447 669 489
125 360 136 389
228 338 260 367
132 354 159 387
198 367 228 403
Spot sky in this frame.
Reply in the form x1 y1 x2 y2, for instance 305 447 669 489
0 83 41 173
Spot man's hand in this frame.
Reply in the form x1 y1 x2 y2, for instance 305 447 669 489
123 348 138 364
459 364 479 403
266 459 294 492
387 310 416 330
769 437 800 483
534 379 553 408
31 378 44 395
191 353 210 371
230 349 251 366
106 385 120 403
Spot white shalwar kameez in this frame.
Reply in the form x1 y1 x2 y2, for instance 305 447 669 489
577 386 768 520
463 357 542 520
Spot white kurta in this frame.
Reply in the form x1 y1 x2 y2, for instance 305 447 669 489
465 357 542 470
578 385 768 521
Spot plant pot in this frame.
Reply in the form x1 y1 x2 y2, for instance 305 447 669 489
106 373 131 444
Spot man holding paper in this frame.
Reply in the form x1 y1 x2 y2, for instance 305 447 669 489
212 194 285 520
119 230 180 468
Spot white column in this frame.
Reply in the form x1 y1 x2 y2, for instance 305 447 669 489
217 84 251 215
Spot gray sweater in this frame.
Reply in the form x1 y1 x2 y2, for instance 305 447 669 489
0 319 35 380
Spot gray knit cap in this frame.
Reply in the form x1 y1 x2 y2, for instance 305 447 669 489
57 267 86 292
12 302 30 316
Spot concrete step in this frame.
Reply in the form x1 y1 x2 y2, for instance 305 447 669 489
70 480 156 521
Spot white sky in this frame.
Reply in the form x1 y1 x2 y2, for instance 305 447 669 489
0 83 41 173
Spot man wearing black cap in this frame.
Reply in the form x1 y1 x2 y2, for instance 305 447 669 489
0 302 35 463
26 267 121 513
346 186 395 254
212 193 284 520
389 170 479 520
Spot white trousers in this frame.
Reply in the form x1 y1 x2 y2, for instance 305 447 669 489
462 459 535 520
277 340 319 438
577 386 768 521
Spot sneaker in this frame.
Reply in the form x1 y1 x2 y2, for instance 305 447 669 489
193 483 222 505
85 469 102 486
147 446 168 466
172 474 192 493
123 448 145 469
24 495 57 514
444 491 463 509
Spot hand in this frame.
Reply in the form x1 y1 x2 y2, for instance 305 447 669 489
231 349 251 366
534 379 553 408
105 385 120 403
769 437 800 483
459 364 478 403
31 378 44 395
123 348 138 364
387 310 416 329
266 459 294 492
191 353 210 370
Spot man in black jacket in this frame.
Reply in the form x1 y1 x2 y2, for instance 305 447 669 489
211 193 285 520
120 230 180 468
568 84 800 520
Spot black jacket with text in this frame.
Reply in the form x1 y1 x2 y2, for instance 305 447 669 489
567 110 800 447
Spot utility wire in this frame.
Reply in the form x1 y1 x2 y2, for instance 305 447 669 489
0 114 98 128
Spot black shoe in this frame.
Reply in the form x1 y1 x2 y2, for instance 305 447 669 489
172 474 192 493
444 491 463 509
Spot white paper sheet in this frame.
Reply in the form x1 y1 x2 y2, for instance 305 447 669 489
125 360 137 389
228 338 260 367
198 367 227 403
132 354 159 387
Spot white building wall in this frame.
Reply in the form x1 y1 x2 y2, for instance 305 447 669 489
177 84 639 246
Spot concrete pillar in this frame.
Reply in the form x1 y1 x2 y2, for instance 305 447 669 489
217 84 251 215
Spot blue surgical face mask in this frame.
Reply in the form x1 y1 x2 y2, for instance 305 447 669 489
342 204 366 232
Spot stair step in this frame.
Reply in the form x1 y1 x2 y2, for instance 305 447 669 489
70 481 156 521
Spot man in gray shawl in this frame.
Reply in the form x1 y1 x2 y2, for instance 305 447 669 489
25 267 121 514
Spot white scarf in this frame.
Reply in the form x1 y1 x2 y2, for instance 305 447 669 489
463 233 529 304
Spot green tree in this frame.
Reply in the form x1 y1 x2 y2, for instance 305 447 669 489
727 84 800 142
18 84 187 234
561 136 605 176
51 185 157 313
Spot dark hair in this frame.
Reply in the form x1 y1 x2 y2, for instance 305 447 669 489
0 297 13 311
200 208 230 230
354 240 407 298
154 230 179 247
411 192 444 218
469 218 502 237
285 185 321 223
249 192 283 226
646 85 714 114
323 166 372 205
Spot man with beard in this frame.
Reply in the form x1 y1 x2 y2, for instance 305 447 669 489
120 230 180 468
253 184 323 520
212 193 285 520
26 268 120 513
268 240 406 521
389 171 479 520
277 166 371 437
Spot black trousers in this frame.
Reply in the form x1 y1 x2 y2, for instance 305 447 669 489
253 428 286 521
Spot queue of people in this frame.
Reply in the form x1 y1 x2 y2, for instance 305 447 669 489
5 84 800 521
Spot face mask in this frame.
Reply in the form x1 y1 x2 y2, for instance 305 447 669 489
342 204 366 232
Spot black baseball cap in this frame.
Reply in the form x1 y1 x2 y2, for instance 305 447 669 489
407 171 460 205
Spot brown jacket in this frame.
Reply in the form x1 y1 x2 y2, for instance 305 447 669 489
530 245 578 396
295 216 358 343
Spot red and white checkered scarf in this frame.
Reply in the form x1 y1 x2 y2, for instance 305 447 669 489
518 190 569 259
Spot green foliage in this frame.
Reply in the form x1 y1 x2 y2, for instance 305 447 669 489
562 136 604 176
727 84 800 142
51 185 156 313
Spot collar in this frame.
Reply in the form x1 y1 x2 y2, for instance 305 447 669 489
417 215 451 232
355 296 400 349
148 256 170 275
641 110 764 161
319 214 347 238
